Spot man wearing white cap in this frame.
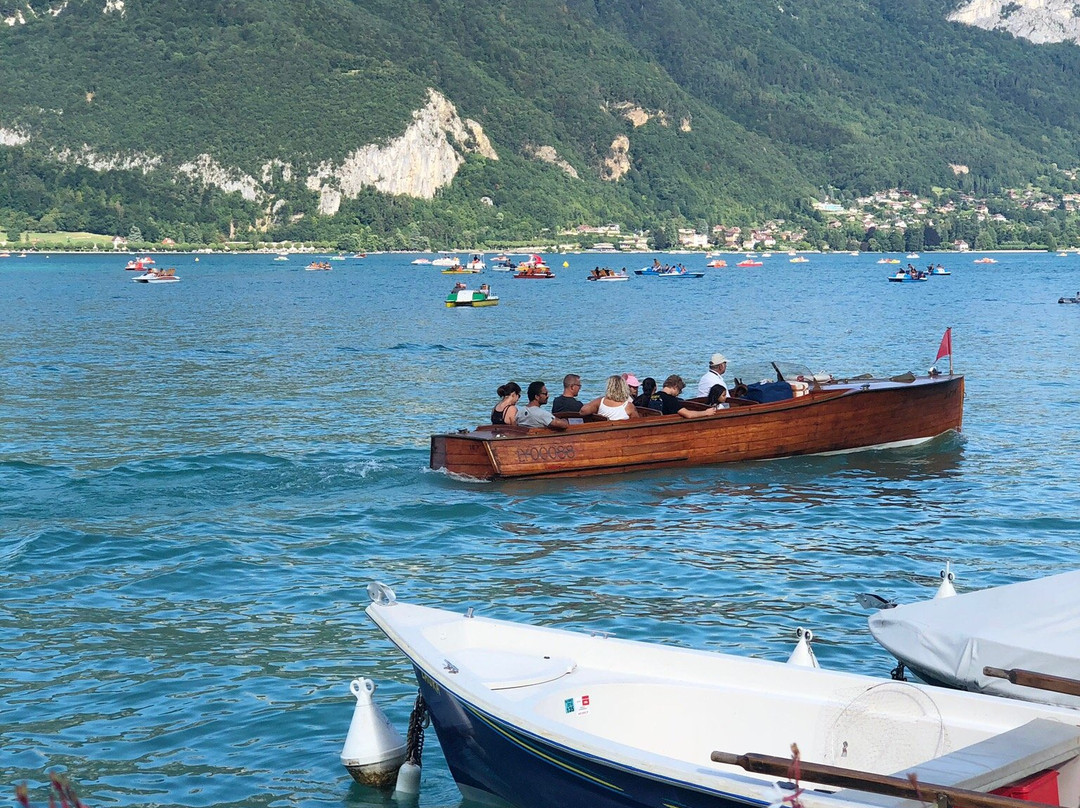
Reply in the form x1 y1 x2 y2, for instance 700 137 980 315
697 353 728 397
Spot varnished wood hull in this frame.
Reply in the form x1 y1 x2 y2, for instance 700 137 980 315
430 375 965 480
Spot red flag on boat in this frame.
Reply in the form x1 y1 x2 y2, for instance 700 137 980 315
935 327 952 361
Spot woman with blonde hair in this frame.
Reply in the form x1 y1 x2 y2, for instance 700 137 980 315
579 374 639 421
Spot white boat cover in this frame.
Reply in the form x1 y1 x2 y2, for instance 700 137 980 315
868 570 1080 708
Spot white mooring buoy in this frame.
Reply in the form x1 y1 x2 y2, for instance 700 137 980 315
786 627 820 668
934 562 957 599
340 677 407 787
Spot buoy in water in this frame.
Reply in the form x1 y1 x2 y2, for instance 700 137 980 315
562 260 569 267
340 677 407 786
786 627 819 668
934 562 957 599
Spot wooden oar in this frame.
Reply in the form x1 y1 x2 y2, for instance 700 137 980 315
983 666 1080 698
710 751 1055 808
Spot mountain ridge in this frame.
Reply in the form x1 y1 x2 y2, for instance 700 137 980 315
3 0 1080 246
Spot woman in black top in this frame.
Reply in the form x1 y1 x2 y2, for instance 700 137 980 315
491 382 522 425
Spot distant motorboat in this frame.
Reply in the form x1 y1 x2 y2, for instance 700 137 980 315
132 268 179 283
931 266 951 276
907 252 920 258
706 259 727 267
465 255 486 271
789 256 809 263
274 254 289 261
411 258 431 265
736 259 762 267
888 270 928 283
878 258 901 264
432 254 461 267
974 257 997 264
305 261 332 271
125 256 156 271
1060 292 1080 304
586 269 628 281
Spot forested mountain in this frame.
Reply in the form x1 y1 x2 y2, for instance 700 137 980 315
2 0 1080 247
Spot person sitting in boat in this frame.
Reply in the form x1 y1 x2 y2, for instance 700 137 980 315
654 375 720 418
633 377 659 410
697 353 729 397
479 283 491 296
591 267 602 279
706 383 730 409
621 373 641 399
516 381 569 431
578 375 639 421
652 258 662 269
552 374 583 414
491 382 521 426
452 281 467 292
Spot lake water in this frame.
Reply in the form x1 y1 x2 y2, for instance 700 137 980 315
2 250 1079 808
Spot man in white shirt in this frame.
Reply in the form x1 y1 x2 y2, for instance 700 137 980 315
697 353 728 397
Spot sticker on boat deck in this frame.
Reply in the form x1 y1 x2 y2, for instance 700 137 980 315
564 695 590 715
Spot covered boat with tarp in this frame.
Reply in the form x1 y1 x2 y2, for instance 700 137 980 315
868 570 1080 709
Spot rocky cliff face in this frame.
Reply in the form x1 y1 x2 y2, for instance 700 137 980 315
949 0 1080 44
0 87 497 217
305 89 498 215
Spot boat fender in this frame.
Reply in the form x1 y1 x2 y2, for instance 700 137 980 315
340 678 407 787
934 562 957 599
393 692 430 796
786 628 819 668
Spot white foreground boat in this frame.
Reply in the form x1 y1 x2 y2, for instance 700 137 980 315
869 570 1080 709
367 584 1080 808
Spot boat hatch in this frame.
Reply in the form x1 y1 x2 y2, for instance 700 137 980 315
450 649 576 690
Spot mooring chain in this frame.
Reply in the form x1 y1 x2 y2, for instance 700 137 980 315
404 691 429 766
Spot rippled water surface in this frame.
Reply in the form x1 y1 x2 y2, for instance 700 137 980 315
2 251 1079 807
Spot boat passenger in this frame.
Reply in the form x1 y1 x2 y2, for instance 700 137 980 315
479 283 491 296
491 382 521 426
516 381 569 431
632 377 659 410
696 353 729 397
452 281 467 292
621 373 641 399
655 375 719 418
578 375 639 421
551 374 583 414
706 384 729 409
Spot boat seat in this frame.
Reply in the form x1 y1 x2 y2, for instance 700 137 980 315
637 407 663 417
842 719 1080 807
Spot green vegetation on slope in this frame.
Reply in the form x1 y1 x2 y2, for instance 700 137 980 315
2 0 1080 246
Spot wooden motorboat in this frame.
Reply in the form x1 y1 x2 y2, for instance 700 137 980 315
366 584 1080 808
586 270 628 281
431 374 964 480
446 288 499 307
868 570 1080 710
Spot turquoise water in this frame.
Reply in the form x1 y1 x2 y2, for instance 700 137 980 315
2 250 1079 808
